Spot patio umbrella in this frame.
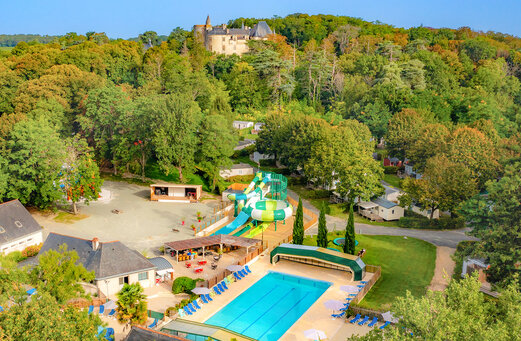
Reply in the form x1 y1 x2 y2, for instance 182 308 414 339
304 329 327 340
226 265 244 272
382 311 399 323
339 285 359 293
191 287 211 295
103 300 117 310
323 300 345 311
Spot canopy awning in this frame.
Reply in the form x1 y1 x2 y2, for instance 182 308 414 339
357 201 378 209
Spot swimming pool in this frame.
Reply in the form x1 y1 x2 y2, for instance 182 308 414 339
205 271 331 341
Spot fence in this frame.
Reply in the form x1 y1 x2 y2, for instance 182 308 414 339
351 265 381 304
204 245 265 288
194 201 233 235
147 309 165 320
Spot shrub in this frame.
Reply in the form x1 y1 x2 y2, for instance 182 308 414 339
21 243 42 258
227 174 255 183
304 189 331 199
172 277 197 294
398 215 464 230
383 166 399 174
259 159 276 167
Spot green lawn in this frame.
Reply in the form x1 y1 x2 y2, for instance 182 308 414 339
383 174 402 188
303 232 436 310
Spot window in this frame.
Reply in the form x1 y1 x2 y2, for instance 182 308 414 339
392 210 395 214
19 241 25 245
27 238 32 242
138 272 148 281
14 221 23 228
119 276 129 285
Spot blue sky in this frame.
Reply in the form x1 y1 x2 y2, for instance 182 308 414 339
1 0 520 38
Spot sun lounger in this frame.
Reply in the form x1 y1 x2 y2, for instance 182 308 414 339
105 327 115 340
213 287 222 295
183 306 193 315
345 297 353 301
358 316 370 325
107 309 116 318
331 312 345 318
98 305 105 315
201 295 209 304
193 300 202 310
205 294 213 302
357 284 365 288
239 269 248 277
88 305 94 314
244 265 252 274
361 281 368 284
348 293 357 297
380 321 391 329
233 272 242 281
148 318 158 328
349 314 361 324
187 303 197 313
178 309 185 318
367 317 378 327
221 281 229 290
217 283 225 292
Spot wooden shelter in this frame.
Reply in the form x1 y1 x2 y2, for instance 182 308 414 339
150 183 202 202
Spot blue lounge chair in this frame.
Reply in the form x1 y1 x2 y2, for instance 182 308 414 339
204 294 213 302
26 288 36 295
97 326 104 336
201 295 209 304
240 269 248 277
367 317 378 327
0 306 3 312
380 321 391 329
345 297 352 301
349 314 361 324
361 281 368 284
107 309 116 318
98 305 105 315
213 286 222 295
233 272 242 281
331 312 345 318
187 303 197 313
221 281 229 290
104 327 114 340
217 283 225 292
357 284 365 288
348 293 357 297
358 316 370 325
148 318 158 328
88 305 94 314
193 300 202 310
244 265 252 274
183 306 193 315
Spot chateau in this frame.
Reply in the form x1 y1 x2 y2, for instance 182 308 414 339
193 15 273 55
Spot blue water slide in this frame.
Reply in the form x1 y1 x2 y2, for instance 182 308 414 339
212 210 251 236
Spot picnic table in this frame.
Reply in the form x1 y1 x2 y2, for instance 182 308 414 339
198 260 207 266
194 267 203 274
185 262 192 268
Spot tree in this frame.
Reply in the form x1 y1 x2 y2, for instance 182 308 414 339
116 283 148 325
0 155 8 200
317 203 328 248
292 198 304 245
61 137 103 214
152 94 202 182
138 31 159 47
461 38 497 63
348 274 521 341
30 245 95 304
344 204 355 254
400 155 478 219
4 118 65 208
0 293 103 341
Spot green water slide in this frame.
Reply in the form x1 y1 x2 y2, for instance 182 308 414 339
245 221 271 238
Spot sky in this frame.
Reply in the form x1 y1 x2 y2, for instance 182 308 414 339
1 0 520 38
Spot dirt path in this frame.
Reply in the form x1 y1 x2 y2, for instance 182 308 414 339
428 246 456 291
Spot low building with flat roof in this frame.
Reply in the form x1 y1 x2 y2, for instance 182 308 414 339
150 183 202 202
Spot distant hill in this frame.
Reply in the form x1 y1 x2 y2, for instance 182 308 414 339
0 34 59 47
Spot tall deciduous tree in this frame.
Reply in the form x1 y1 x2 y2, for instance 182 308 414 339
116 283 148 325
317 203 328 248
152 94 202 182
292 198 304 245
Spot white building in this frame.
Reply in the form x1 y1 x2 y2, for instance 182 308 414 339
232 121 254 130
219 163 255 179
0 200 43 254
30 233 157 298
382 183 402 202
254 122 265 131
357 198 404 221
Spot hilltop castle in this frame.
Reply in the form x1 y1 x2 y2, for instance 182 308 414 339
193 15 273 55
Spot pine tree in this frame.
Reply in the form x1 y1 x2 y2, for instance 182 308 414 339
317 203 328 248
344 203 356 254
292 197 304 245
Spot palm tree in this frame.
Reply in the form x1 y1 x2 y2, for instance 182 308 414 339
116 283 148 325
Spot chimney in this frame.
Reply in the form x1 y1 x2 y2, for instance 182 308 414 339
92 238 100 251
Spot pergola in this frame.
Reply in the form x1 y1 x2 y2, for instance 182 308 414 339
164 235 261 263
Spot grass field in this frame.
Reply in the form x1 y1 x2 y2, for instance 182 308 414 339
303 232 436 310
383 174 402 188
53 211 89 224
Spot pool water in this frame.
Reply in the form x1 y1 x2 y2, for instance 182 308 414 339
205 271 331 341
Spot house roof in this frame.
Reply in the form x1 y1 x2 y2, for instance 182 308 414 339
251 21 273 37
357 201 378 209
34 233 156 280
382 183 401 196
372 197 399 209
389 157 400 163
124 326 188 341
0 200 42 245
165 235 261 252
148 257 173 271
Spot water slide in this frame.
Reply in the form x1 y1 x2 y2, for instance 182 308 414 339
212 210 251 236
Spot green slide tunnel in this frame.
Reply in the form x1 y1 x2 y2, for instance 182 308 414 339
250 200 292 222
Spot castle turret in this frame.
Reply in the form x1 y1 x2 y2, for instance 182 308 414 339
205 15 211 27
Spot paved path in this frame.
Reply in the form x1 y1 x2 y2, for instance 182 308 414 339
287 189 478 248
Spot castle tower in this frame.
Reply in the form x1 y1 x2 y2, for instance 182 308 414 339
205 15 211 27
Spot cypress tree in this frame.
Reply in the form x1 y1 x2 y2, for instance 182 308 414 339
317 203 328 248
344 203 356 254
292 197 304 245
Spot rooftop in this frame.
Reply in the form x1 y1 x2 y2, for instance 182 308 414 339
0 199 42 245
372 197 399 209
125 326 188 341
164 235 261 252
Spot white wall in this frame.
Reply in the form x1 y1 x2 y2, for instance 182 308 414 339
412 205 440 219
378 206 404 221
219 167 254 179
168 187 185 198
96 269 155 298
0 231 43 254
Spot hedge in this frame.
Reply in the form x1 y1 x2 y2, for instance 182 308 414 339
398 215 465 230
172 277 197 294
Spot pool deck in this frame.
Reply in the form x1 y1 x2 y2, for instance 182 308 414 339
182 256 377 340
